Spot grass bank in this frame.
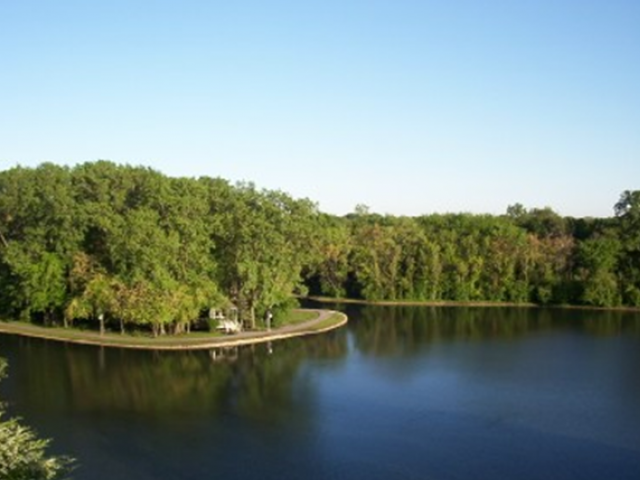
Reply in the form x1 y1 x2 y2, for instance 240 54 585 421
0 309 347 351
304 295 538 308
305 296 640 312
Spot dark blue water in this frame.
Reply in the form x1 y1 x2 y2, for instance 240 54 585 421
1 305 640 479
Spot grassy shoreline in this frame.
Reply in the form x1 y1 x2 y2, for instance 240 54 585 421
304 296 640 312
0 309 348 351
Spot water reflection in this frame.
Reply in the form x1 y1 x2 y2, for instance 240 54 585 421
2 306 640 480
1 329 348 425
2 307 638 421
348 305 640 357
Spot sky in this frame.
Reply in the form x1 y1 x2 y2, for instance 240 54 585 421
1 0 639 218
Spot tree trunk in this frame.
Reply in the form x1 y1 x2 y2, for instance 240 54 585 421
0 228 8 249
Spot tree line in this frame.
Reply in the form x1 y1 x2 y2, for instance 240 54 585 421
309 194 640 308
1 162 639 336
0 162 317 336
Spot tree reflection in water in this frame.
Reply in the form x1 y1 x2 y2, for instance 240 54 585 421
3 306 638 423
349 305 640 357
2 306 640 480
2 329 349 426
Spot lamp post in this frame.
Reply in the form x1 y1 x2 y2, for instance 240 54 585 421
266 308 273 331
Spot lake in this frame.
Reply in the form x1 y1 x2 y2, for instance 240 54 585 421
1 304 640 480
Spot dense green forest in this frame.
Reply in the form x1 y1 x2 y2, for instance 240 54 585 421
0 162 639 336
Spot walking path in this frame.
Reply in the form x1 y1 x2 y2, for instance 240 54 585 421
0 309 347 351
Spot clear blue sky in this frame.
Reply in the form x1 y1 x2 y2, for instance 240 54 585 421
1 0 638 218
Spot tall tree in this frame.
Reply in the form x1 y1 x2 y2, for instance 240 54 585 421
576 236 621 307
614 190 640 305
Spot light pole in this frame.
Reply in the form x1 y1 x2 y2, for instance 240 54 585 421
266 308 273 331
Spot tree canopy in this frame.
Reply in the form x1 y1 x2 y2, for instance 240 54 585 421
0 161 638 337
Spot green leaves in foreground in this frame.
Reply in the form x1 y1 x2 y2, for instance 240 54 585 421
0 414 73 480
0 360 73 480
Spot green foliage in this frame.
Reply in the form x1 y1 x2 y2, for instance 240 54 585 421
212 183 318 328
3 245 67 322
307 215 352 298
312 197 640 308
615 190 640 305
576 236 621 306
0 359 73 480
0 162 318 334
1 161 639 334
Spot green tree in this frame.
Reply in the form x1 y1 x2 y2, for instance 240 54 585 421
350 220 402 300
212 184 317 327
3 244 67 324
0 164 81 323
576 236 621 307
309 215 352 298
517 206 567 238
614 190 640 304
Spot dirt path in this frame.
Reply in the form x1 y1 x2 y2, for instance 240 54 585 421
0 309 347 351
